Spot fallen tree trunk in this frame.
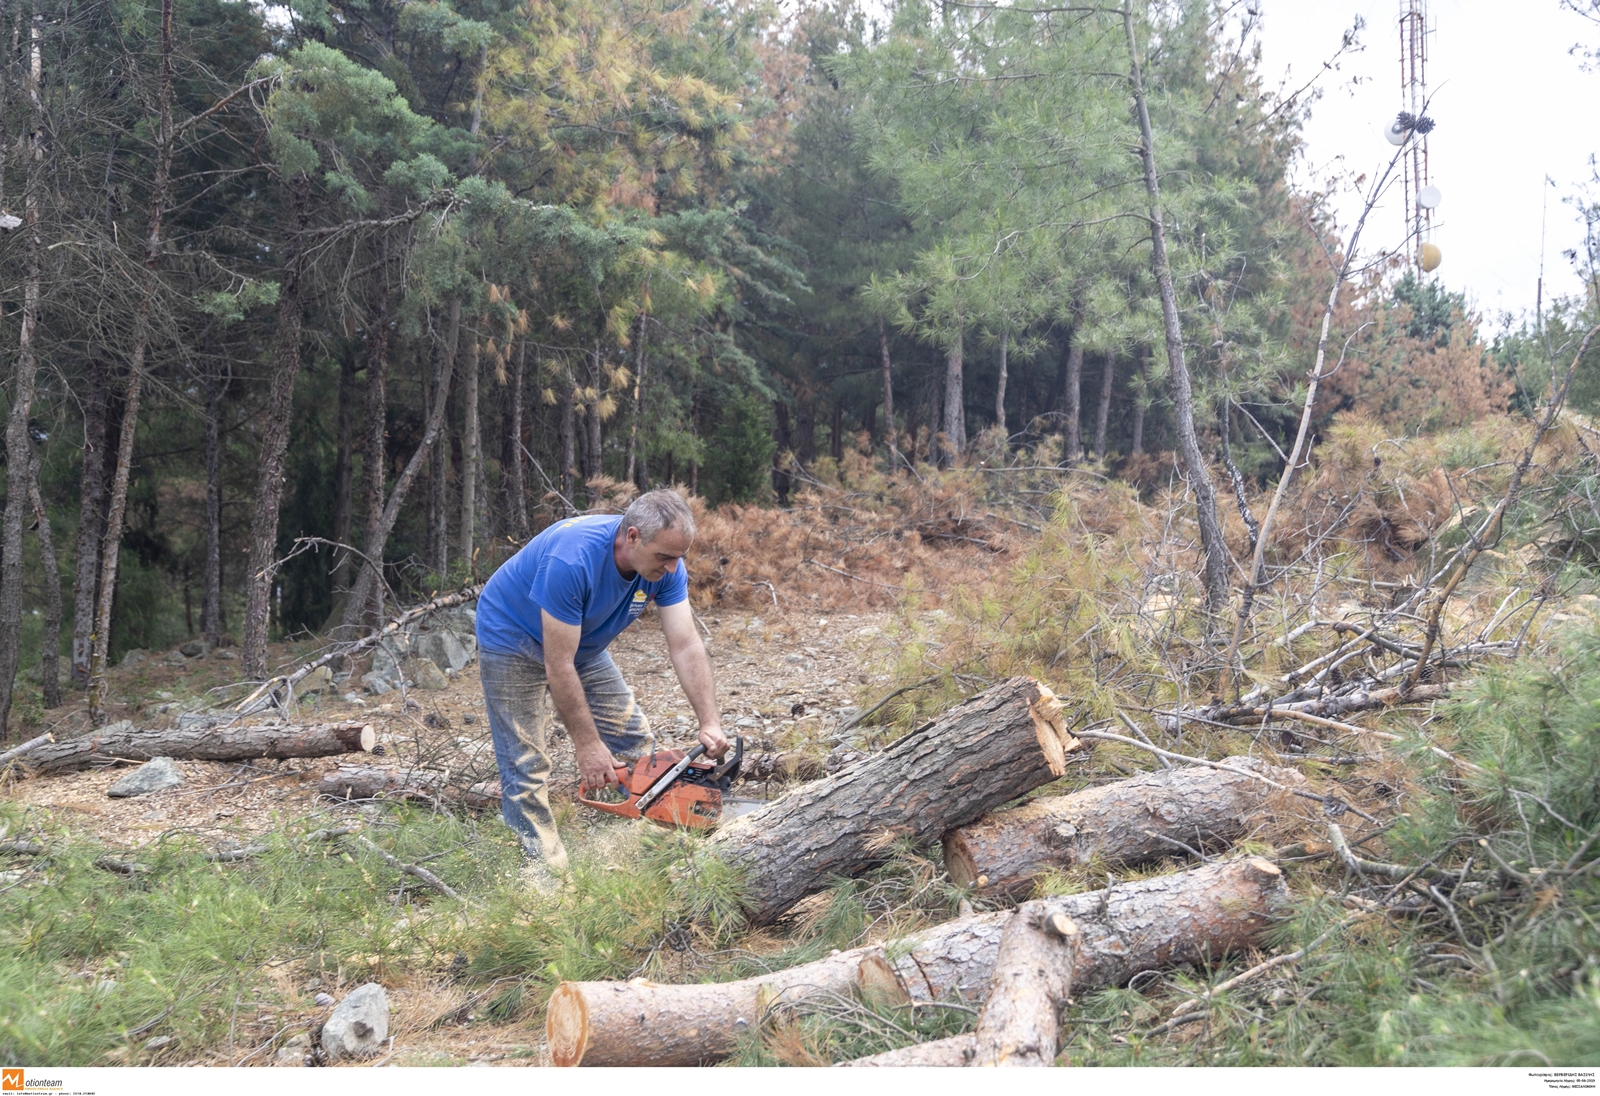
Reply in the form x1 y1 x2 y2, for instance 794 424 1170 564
317 764 499 809
943 757 1299 898
843 1035 974 1067
700 676 1082 925
24 721 376 774
968 904 1079 1066
546 945 905 1067
553 857 1286 1067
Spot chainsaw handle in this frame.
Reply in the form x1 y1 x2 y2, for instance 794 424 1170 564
576 766 637 813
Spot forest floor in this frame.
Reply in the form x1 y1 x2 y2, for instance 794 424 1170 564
3 605 909 1066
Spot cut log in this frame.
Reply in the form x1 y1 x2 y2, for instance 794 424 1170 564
24 721 376 774
554 857 1286 1067
841 1035 974 1067
968 905 1078 1066
546 944 897 1067
317 765 500 809
700 676 1082 925
944 757 1300 898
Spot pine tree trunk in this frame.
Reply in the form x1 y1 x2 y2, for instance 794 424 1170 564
878 316 898 466
242 172 311 681
558 365 577 508
967 902 1080 1066
26 447 61 709
327 345 358 618
458 323 480 575
1094 354 1114 460
1124 8 1231 613
430 301 458 576
941 325 966 462
88 0 177 723
585 344 603 493
771 401 791 505
698 677 1082 925
70 353 110 687
995 329 1009 431
1063 340 1082 467
943 757 1299 898
829 397 844 462
200 365 225 644
625 310 647 488
358 284 389 628
0 1 42 734
509 339 528 538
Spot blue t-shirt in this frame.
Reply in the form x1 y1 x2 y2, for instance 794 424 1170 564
476 515 689 664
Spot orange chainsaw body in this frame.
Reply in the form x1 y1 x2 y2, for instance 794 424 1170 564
576 749 724 829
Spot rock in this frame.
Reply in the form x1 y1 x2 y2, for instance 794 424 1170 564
214 649 237 660
178 640 210 658
144 1035 175 1051
314 992 336 1007
161 650 187 666
99 719 135 737
371 637 412 681
341 693 366 706
361 671 392 696
175 711 219 730
299 666 334 694
108 757 184 798
412 630 470 674
275 1032 311 1066
430 604 477 636
404 657 449 691
320 983 389 1061
120 649 149 668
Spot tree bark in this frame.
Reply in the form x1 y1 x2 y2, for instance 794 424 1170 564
561 857 1286 1068
429 304 457 576
0 0 42 734
771 400 791 505
994 329 1009 431
242 171 311 680
547 944 904 1067
830 397 844 463
625 309 647 489
357 285 390 628
509 339 528 537
200 364 225 644
26 447 60 709
336 319 458 637
1063 339 1082 466
327 344 358 617
698 677 1082 925
940 325 966 463
23 720 376 774
1124 7 1230 614
458 321 481 574
878 316 898 467
585 344 604 496
943 757 1299 898
70 352 111 687
967 903 1079 1066
558 364 577 508
841 1036 974 1067
1093 354 1113 460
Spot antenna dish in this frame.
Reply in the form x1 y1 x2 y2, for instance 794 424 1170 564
1418 185 1441 210
1419 242 1442 272
1384 118 1409 146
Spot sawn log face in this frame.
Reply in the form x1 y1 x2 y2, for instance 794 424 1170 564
943 757 1300 898
701 676 1080 925
26 721 376 773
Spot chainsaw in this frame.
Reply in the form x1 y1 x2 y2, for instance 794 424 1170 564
577 735 763 829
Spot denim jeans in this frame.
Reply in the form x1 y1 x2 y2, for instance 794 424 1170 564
479 647 654 865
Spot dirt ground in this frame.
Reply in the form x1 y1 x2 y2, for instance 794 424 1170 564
1 606 906 1066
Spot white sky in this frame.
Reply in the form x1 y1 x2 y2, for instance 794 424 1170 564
1256 0 1597 327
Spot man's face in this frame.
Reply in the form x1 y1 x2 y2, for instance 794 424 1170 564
622 525 693 581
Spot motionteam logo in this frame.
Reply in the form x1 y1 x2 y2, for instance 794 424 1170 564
2 1072 63 1091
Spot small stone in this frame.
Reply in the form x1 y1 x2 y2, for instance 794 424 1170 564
120 649 149 668
822 677 839 687
361 671 392 696
314 992 335 1007
404 657 449 691
214 649 237 660
144 1035 175 1051
783 653 804 665
299 666 334 694
341 693 366 706
162 650 187 666
320 983 389 1061
462 712 477 724
108 757 184 798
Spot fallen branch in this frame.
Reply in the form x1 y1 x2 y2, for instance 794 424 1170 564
832 674 940 741
0 732 55 768
344 833 464 902
21 721 376 774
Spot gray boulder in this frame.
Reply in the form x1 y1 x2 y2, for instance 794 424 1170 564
370 637 411 682
108 756 184 798
320 983 389 1060
298 666 334 694
404 656 449 691
360 671 392 696
120 649 149 668
412 630 470 674
178 639 211 658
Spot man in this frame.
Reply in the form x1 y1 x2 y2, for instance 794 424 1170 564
475 490 728 885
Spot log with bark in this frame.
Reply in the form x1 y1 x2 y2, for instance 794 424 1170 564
943 757 1300 898
967 904 1079 1066
550 857 1286 1067
699 676 1083 925
317 764 499 809
22 721 376 774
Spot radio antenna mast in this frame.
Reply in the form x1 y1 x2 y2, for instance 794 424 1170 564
1399 0 1430 271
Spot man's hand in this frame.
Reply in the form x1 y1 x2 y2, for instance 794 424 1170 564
576 741 621 793
698 722 730 760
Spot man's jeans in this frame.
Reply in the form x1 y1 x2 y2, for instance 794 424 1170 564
480 647 653 865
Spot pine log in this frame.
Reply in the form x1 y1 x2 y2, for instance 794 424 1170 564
554 857 1286 1067
317 764 500 809
546 945 901 1067
700 676 1082 925
944 757 1300 898
24 721 376 773
968 905 1078 1066
841 1035 974 1067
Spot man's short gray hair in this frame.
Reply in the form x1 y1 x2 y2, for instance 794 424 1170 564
622 489 696 544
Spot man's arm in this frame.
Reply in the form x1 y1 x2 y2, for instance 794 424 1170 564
541 611 621 792
658 601 729 759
